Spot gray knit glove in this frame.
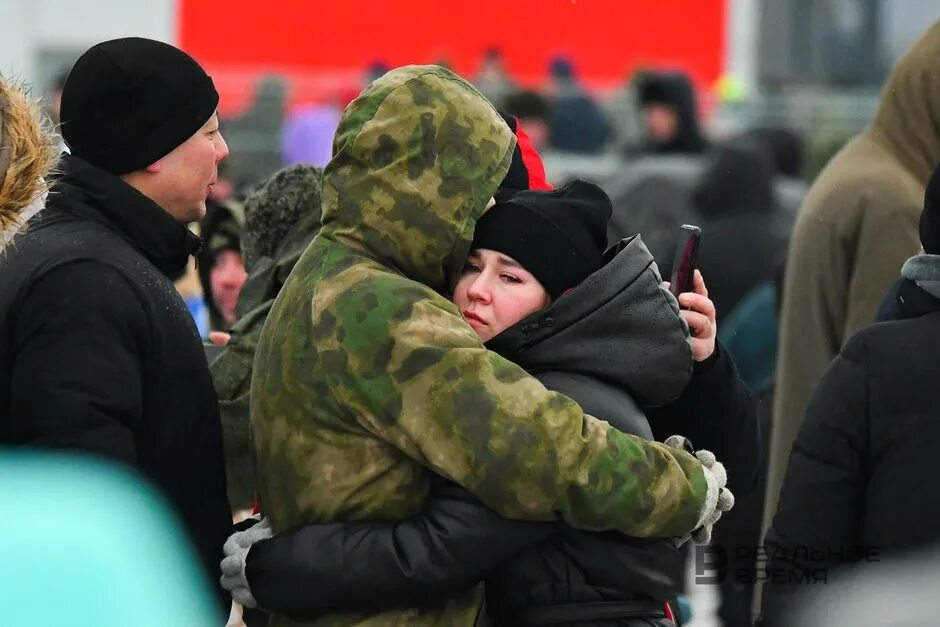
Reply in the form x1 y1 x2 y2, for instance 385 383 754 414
665 435 735 545
220 517 272 608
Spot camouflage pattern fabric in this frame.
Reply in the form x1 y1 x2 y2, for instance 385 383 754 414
250 66 709 627
210 164 324 510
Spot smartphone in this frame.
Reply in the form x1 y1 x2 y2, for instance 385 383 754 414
669 225 702 297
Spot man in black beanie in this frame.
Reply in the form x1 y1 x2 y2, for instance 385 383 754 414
0 37 233 616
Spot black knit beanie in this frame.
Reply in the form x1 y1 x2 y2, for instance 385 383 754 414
921 162 940 255
60 37 219 175
471 180 612 299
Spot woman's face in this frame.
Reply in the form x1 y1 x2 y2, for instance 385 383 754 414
453 248 550 343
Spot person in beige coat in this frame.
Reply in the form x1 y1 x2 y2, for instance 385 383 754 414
763 22 940 556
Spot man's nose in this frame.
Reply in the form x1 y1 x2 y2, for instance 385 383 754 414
216 133 230 162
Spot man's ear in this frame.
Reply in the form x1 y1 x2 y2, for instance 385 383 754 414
145 160 161 173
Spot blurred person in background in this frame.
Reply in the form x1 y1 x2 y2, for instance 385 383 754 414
603 71 710 264
763 21 940 559
0 77 57 252
45 69 69 127
280 95 343 169
503 89 551 151
0 38 232 617
546 56 610 153
604 71 648 155
198 192 247 332
635 71 708 156
280 105 341 168
243 65 728 626
474 46 517 109
758 162 940 626
494 111 552 200
738 126 808 215
210 164 323 513
688 141 788 322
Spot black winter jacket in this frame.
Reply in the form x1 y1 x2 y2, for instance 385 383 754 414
759 256 940 625
0 154 233 613
244 236 759 625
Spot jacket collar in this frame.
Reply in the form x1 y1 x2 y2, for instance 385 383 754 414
896 254 940 320
50 154 203 280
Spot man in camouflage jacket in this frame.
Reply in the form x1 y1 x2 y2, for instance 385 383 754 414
250 66 725 627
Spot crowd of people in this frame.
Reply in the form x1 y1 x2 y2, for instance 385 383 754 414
3 20 940 627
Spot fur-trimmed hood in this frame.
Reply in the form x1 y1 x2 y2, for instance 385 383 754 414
0 78 58 251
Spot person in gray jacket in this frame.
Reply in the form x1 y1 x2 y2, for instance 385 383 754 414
222 181 756 625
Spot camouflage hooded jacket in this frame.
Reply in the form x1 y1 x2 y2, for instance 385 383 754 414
250 66 709 627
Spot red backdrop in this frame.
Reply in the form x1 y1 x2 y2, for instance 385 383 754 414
179 0 726 116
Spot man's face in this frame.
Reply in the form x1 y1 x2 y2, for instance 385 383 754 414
210 249 247 327
151 112 229 223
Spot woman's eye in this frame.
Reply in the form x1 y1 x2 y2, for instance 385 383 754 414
463 263 481 274
501 274 521 284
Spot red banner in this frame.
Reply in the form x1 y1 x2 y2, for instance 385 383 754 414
179 0 725 116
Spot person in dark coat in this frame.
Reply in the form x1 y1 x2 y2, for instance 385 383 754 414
210 164 323 513
687 141 789 321
757 161 940 625
547 57 611 154
222 182 756 625
764 25 940 561
635 71 707 156
0 37 233 615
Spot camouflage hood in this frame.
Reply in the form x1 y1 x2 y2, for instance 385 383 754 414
318 65 516 294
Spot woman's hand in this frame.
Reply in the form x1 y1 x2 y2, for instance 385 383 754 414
666 270 717 363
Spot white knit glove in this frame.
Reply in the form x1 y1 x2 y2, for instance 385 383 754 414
220 517 272 608
665 435 735 545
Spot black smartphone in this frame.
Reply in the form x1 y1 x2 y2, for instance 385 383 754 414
669 225 702 297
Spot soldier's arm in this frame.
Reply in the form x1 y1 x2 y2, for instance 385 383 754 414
323 294 714 538
244 481 559 620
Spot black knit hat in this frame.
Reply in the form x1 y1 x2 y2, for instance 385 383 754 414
471 180 612 299
921 162 940 255
60 37 219 175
